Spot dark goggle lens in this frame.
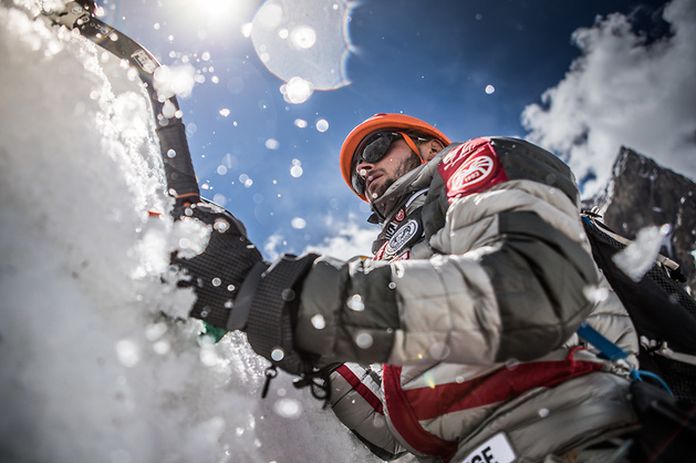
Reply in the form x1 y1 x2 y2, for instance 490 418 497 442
351 133 401 194
362 133 399 162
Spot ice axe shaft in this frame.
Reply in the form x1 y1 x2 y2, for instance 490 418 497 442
46 1 200 204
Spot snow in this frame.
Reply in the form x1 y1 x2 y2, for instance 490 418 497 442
0 5 379 462
346 294 365 312
310 314 326 330
289 159 304 178
355 332 374 349
281 76 313 104
264 137 280 150
612 224 671 282
315 118 329 132
290 217 307 229
240 22 253 38
153 63 197 99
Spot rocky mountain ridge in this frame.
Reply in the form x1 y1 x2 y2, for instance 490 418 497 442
584 147 696 293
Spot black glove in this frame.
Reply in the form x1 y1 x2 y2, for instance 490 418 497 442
171 200 266 329
171 201 322 383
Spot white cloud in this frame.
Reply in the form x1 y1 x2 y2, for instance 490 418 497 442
303 216 378 261
263 233 285 260
522 0 696 197
262 214 378 262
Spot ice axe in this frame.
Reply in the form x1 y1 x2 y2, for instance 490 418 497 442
43 2 263 340
45 0 200 206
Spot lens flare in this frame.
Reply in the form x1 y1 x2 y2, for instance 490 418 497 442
251 0 353 94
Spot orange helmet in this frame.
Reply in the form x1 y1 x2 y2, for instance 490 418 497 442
339 113 451 201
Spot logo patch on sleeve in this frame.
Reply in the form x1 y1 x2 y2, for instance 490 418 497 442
438 138 508 203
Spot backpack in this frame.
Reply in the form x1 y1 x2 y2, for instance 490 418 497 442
581 211 696 462
581 210 696 402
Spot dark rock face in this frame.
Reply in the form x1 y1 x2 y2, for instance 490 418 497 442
584 147 696 293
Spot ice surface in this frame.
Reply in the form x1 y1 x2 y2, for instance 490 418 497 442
0 6 379 463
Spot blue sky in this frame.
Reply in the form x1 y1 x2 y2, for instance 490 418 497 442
99 0 681 258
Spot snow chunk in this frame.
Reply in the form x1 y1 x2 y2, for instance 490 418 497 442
273 398 302 419
583 285 609 304
310 314 326 330
116 339 141 367
289 159 304 178
612 224 671 282
271 348 285 361
161 98 176 118
172 216 212 259
241 22 253 38
281 76 313 104
212 193 227 206
290 217 306 229
347 294 364 311
315 118 329 132
355 332 373 349
153 64 196 99
239 173 254 187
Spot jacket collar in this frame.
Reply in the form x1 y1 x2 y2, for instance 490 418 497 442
367 146 454 224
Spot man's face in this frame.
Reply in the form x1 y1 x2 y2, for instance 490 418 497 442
355 139 421 201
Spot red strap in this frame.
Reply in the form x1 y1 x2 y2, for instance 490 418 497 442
335 365 383 414
382 360 602 460
403 360 603 421
383 365 458 461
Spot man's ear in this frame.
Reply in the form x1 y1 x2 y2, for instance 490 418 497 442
422 139 445 161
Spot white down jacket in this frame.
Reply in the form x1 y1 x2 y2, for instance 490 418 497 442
292 137 639 462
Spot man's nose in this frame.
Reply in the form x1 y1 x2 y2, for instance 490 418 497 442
355 159 373 177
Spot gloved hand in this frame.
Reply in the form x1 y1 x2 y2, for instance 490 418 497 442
171 200 322 383
171 200 266 330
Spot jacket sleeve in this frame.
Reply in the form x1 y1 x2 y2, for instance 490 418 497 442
294 138 600 365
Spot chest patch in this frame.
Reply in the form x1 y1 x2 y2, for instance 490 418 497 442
388 219 419 253
375 219 420 261
438 138 508 203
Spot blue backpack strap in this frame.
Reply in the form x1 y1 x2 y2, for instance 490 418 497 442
576 323 673 396
576 322 629 361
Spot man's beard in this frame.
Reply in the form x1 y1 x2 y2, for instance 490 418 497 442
371 155 421 199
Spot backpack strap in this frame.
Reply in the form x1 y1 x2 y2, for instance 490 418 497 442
581 211 682 275
576 323 673 395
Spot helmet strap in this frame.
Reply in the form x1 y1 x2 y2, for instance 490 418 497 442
398 132 425 164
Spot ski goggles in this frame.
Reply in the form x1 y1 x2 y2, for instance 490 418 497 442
351 131 423 195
